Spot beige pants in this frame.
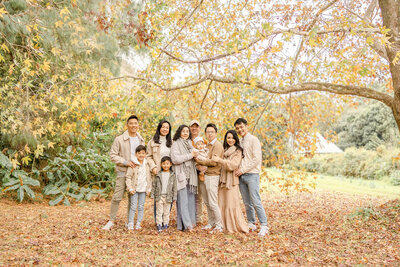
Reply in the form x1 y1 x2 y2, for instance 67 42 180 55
200 175 222 228
156 196 172 225
196 179 204 222
110 174 130 221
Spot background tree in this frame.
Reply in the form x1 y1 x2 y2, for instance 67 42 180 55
120 0 400 132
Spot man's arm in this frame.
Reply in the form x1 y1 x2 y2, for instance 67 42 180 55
240 137 262 174
110 137 129 166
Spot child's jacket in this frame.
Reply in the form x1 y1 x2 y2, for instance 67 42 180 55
151 170 177 203
125 158 152 193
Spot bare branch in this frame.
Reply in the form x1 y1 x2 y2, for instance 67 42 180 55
109 74 394 108
109 75 208 91
210 75 394 108
251 94 274 134
161 27 382 64
200 80 213 110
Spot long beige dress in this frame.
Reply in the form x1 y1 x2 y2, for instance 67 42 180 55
218 146 249 233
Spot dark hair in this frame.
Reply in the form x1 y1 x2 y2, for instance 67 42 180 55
135 145 146 153
127 115 139 123
223 130 244 157
153 120 172 147
173 125 191 141
205 123 218 133
234 118 247 126
161 156 172 164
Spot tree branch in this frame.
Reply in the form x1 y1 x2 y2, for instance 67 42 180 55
161 27 382 64
109 75 394 108
210 75 394 108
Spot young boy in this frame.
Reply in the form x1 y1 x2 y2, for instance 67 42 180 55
193 136 208 182
151 156 177 232
125 145 152 230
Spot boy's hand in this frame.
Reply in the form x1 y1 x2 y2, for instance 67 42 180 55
129 190 135 195
152 167 158 175
173 200 176 204
146 192 151 197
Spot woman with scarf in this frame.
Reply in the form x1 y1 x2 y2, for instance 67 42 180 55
171 125 198 231
211 130 249 233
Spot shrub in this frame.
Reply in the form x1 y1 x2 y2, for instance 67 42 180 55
0 152 40 202
42 146 114 205
291 146 400 180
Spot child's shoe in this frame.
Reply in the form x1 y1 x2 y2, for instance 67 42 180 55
163 224 168 230
135 223 142 230
127 223 134 230
157 224 163 232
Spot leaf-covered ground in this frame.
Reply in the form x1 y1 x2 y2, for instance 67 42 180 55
1 191 399 266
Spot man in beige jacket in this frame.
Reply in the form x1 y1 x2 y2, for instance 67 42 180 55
195 123 224 232
102 115 145 230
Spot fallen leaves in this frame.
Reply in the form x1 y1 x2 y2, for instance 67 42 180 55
0 191 399 265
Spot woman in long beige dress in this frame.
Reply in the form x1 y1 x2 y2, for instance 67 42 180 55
212 130 249 233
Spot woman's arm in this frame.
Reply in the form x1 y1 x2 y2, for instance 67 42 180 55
221 150 242 171
171 142 193 165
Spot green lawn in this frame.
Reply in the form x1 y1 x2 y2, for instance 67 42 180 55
262 168 400 199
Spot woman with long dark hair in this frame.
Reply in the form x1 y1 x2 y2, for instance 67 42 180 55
211 130 249 233
147 120 173 175
171 125 198 231
147 120 172 226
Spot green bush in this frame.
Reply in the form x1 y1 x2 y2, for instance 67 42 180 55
291 146 400 180
0 152 40 202
42 145 114 205
390 170 400 186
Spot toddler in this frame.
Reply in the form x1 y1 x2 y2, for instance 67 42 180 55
151 156 177 232
193 136 208 182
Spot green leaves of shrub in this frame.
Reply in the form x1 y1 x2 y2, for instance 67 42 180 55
0 152 40 202
43 146 113 205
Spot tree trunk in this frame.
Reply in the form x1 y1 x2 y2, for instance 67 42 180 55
379 0 400 131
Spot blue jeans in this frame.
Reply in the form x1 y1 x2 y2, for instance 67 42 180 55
239 173 268 226
128 192 146 225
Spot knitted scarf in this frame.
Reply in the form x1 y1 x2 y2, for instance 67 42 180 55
175 138 198 193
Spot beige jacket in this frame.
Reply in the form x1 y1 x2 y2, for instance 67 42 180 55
195 140 224 176
219 148 242 189
240 133 262 174
146 138 162 172
125 160 152 193
110 130 145 173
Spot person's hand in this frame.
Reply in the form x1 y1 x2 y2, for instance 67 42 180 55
146 192 151 197
127 161 136 168
129 190 135 195
235 169 243 177
196 165 207 172
152 167 158 175
212 155 222 163
192 150 199 157
173 200 176 205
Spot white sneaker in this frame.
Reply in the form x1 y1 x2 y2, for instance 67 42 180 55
202 224 212 230
127 223 134 230
248 222 257 232
102 221 114 230
258 225 269 237
135 223 142 230
211 225 223 233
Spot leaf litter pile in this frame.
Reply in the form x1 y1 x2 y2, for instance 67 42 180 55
1 191 399 265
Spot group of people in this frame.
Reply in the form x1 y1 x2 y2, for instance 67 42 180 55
102 115 269 237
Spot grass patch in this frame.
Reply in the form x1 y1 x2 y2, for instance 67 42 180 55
262 168 400 199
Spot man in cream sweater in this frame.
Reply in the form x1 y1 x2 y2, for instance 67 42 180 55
234 118 269 237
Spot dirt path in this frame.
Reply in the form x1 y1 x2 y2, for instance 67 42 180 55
1 191 399 266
